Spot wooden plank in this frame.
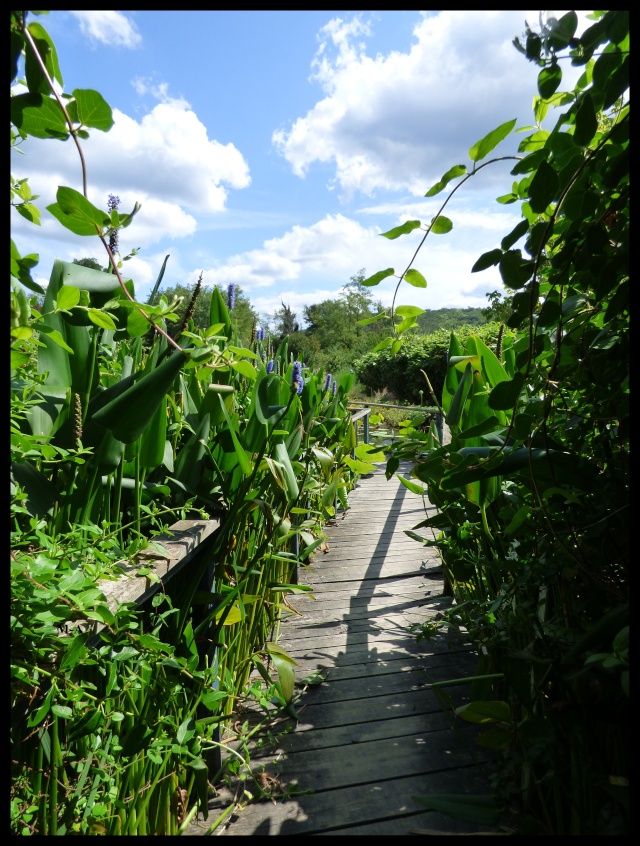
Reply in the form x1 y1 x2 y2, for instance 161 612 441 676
211 764 494 836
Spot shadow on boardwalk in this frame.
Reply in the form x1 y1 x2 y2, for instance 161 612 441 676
187 463 497 836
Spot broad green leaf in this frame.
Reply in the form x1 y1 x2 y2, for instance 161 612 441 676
373 337 393 352
72 88 114 131
396 475 426 495
57 186 110 228
396 316 418 334
430 215 453 234
92 348 187 443
489 372 525 410
547 11 578 50
469 118 517 163
37 325 74 354
528 160 559 213
404 269 427 288
216 394 253 475
273 440 299 500
231 359 257 380
573 92 598 147
501 219 529 251
265 642 299 665
127 307 151 338
55 284 80 311
537 63 562 99
395 305 424 317
380 220 421 240
16 202 41 225
87 308 117 330
471 249 503 273
176 718 196 746
412 794 500 827
47 202 99 236
362 268 395 287
425 163 467 197
11 92 68 139
25 21 63 92
499 250 535 290
455 700 511 723
446 362 473 428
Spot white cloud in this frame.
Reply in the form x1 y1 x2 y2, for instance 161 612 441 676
69 11 142 48
194 207 517 315
273 10 590 198
10 94 251 271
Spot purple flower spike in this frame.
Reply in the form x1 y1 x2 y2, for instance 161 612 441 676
227 283 236 309
324 373 332 392
291 360 303 393
266 360 274 374
107 194 121 254
297 375 305 394
331 380 337 396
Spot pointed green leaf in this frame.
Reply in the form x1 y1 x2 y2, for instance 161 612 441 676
404 269 427 288
501 219 529 251
396 475 427 495
11 92 68 139
547 11 578 50
372 337 394 352
55 284 80 311
430 215 453 234
362 268 395 287
469 118 517 163
499 250 535 290
573 92 598 147
395 305 424 317
396 316 418 334
92 348 187 443
446 362 473 428
72 88 114 131
471 249 503 273
489 371 525 410
425 164 467 197
537 63 562 99
87 308 117 330
231 359 257 380
528 160 559 213
380 220 421 240
455 700 511 724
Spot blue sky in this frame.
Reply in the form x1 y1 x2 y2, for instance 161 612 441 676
12 10 592 327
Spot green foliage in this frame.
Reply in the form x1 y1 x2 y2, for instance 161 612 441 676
10 11 373 836
363 10 629 835
156 282 258 346
354 323 506 405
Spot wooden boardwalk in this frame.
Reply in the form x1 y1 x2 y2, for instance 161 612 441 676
189 462 495 836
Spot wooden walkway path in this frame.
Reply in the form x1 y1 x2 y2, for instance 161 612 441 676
189 462 495 836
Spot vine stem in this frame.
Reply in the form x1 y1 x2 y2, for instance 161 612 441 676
389 155 521 325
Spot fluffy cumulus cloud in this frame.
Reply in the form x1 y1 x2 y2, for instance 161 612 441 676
273 10 587 198
198 202 519 316
10 89 251 283
69 11 142 48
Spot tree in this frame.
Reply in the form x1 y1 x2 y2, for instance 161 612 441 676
72 257 105 271
273 301 299 341
155 282 259 346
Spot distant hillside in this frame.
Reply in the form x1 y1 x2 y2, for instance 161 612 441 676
417 307 486 334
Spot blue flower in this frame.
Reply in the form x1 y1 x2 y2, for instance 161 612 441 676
227 283 236 309
266 360 274 374
331 380 337 396
107 194 120 254
291 360 303 393
324 372 332 392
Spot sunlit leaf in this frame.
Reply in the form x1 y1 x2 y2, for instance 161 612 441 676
361 268 395 287
430 215 453 234
380 220 421 239
404 269 427 288
469 118 517 163
425 164 467 197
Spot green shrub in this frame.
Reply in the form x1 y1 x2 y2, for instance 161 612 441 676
353 323 507 404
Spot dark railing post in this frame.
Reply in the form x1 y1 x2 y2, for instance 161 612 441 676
436 412 443 445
